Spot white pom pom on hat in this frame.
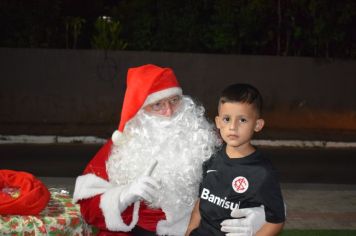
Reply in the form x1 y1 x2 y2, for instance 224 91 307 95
111 64 182 145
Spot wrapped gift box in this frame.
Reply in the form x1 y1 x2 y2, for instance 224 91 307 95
0 188 98 235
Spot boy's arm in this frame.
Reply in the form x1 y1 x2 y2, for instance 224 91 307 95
256 222 284 236
185 199 201 236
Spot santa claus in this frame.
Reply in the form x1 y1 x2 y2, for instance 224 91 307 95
73 64 264 235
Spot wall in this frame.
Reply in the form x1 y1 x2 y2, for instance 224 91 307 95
1 48 355 139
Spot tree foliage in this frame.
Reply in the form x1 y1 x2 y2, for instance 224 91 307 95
0 0 355 58
91 16 127 50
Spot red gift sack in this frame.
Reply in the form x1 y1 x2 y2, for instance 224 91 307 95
0 169 50 215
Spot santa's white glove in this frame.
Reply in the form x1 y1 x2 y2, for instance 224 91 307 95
220 206 266 236
118 160 159 211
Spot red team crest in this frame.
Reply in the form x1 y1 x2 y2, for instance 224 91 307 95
232 176 249 193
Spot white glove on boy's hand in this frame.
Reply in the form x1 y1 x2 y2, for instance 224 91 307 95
118 160 159 211
220 206 266 236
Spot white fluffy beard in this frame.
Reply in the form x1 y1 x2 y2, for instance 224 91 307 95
106 96 221 211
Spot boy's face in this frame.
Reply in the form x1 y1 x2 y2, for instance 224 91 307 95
215 102 264 154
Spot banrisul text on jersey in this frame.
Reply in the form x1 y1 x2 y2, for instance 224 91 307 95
201 188 240 210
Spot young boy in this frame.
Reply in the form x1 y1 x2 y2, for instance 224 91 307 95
185 83 285 236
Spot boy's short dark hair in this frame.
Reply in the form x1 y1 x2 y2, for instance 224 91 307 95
219 83 263 117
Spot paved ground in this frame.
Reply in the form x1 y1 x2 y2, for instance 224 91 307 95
39 177 356 230
281 183 356 230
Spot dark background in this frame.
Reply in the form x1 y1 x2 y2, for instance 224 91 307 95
1 0 355 58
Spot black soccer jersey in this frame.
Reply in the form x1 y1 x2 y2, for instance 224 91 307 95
190 146 285 236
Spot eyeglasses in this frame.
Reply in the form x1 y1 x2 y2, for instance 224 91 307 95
144 95 182 113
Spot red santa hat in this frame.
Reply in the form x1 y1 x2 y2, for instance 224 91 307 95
112 64 182 145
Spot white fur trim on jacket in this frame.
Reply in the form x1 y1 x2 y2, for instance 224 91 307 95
156 205 193 236
72 173 140 232
143 87 182 107
100 187 140 231
73 174 113 203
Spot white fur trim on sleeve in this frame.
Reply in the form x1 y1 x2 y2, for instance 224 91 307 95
100 187 140 232
72 174 113 203
73 174 140 232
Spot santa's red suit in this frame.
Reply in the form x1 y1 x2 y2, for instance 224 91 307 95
76 139 166 235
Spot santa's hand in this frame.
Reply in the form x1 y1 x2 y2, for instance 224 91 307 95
220 206 266 236
119 160 159 211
